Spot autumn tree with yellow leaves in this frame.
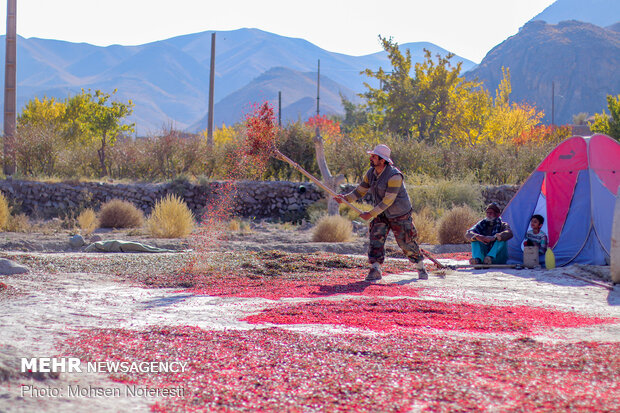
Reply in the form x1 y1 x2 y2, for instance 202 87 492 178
361 38 545 148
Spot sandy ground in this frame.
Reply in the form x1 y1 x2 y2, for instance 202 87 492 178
0 224 618 412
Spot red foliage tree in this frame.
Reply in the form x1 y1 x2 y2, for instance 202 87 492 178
305 115 341 140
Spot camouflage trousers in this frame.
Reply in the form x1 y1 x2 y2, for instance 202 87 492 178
368 212 423 265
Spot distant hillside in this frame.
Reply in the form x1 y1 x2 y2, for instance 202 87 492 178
530 0 620 27
0 29 475 134
191 67 360 130
466 20 620 125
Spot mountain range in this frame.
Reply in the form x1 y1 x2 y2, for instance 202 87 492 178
467 20 620 124
191 66 360 130
1 30 474 134
2 0 619 133
530 0 620 27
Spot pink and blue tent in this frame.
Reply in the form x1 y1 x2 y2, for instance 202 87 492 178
502 134 620 266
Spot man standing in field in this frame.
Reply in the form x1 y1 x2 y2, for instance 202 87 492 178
335 144 428 281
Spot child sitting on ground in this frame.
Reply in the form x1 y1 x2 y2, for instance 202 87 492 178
523 214 548 255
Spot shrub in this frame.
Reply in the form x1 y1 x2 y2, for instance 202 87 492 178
263 122 318 180
228 218 252 233
98 199 144 229
228 219 241 231
15 123 63 176
147 194 195 238
0 193 9 230
437 205 479 244
407 174 483 216
30 218 64 235
5 213 30 232
306 199 327 224
55 142 102 179
412 207 438 244
326 131 376 182
60 215 78 231
311 215 353 242
77 208 98 235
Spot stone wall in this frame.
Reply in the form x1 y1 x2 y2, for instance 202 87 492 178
0 179 520 220
481 185 520 210
0 179 323 221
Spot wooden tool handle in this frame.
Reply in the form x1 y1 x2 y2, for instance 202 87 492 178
420 248 446 269
562 272 614 290
274 150 364 215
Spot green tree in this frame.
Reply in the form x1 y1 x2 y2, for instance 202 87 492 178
339 94 369 134
362 37 474 143
63 91 94 144
18 90 134 177
483 68 543 145
69 89 135 176
591 94 620 141
444 68 544 147
362 36 414 136
411 49 466 142
443 80 491 147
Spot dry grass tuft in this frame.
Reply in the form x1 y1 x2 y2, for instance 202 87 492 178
77 208 98 235
147 194 195 238
275 222 296 231
98 199 145 229
412 207 438 244
30 218 64 235
312 214 353 243
438 205 479 244
228 219 241 231
228 218 252 233
5 213 31 232
0 193 9 230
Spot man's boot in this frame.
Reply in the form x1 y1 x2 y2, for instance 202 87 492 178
415 261 428 280
366 262 382 281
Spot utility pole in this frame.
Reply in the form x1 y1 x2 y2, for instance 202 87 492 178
551 81 555 127
207 32 215 146
316 59 320 118
3 0 17 175
278 91 281 126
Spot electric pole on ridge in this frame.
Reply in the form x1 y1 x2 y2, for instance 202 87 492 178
3 0 17 175
207 32 216 146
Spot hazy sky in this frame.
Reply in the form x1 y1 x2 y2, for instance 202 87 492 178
2 0 557 63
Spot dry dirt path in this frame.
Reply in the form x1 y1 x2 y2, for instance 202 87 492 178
0 250 618 412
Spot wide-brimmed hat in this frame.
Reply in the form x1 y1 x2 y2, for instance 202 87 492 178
367 144 393 164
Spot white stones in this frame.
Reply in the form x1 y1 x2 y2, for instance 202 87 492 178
0 258 30 275
69 235 86 248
